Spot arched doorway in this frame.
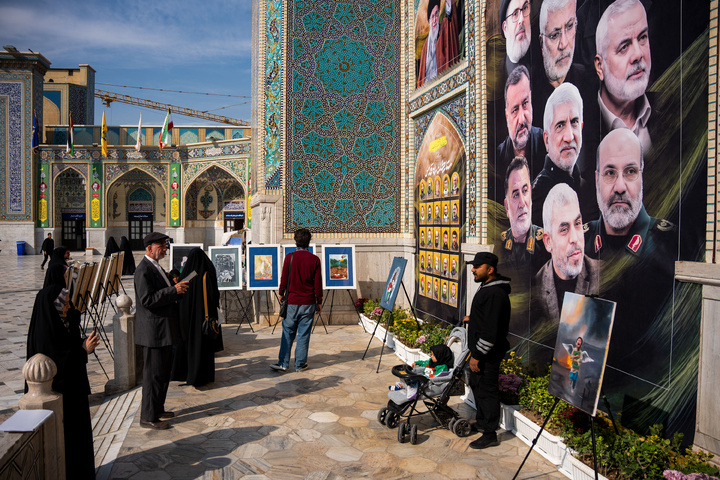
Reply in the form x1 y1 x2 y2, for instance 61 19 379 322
54 168 87 251
185 166 245 246
106 169 166 250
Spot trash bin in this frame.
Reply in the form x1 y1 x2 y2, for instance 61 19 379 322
16 241 25 256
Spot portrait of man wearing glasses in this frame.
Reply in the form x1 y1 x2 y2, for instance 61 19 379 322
532 0 587 120
583 128 677 397
499 0 532 78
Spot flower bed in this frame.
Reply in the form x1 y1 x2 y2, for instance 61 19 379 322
393 337 429 365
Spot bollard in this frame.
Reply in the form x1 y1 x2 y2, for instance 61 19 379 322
106 294 136 394
19 354 65 480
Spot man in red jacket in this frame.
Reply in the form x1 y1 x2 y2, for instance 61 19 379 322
271 228 323 372
464 252 511 449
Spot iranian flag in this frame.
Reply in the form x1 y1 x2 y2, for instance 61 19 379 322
159 109 173 150
65 113 74 155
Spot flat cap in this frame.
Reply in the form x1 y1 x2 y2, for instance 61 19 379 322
143 232 170 248
468 252 498 268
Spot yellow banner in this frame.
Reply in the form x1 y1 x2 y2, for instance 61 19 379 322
39 199 47 223
171 198 179 221
91 198 100 222
429 136 447 153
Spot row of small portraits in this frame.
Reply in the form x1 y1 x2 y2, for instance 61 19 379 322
418 275 459 307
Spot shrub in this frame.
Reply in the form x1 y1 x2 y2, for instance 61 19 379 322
415 320 453 354
354 297 368 312
363 298 380 318
393 316 420 347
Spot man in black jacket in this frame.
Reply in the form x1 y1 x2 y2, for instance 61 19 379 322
134 232 189 430
464 252 511 449
40 233 54 270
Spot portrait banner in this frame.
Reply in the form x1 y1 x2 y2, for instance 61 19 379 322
484 0 708 439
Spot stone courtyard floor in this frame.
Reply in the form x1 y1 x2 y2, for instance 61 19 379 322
0 253 564 479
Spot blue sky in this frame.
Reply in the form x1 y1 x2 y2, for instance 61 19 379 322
0 0 254 127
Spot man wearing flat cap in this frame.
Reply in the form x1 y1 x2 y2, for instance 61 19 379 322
463 252 511 449
417 0 460 87
134 232 189 430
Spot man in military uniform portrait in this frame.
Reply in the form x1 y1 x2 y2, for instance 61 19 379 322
500 156 549 271
495 66 547 201
583 129 676 399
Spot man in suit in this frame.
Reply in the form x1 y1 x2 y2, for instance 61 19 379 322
134 232 189 430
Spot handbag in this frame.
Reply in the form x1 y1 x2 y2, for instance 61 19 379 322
202 272 220 339
279 253 293 319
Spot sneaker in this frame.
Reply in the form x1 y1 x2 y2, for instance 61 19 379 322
469 432 500 449
296 364 309 372
270 363 287 372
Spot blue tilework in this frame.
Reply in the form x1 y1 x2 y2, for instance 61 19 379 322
0 77 32 219
286 0 400 232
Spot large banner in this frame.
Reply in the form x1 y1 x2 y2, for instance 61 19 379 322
485 0 708 441
415 111 466 324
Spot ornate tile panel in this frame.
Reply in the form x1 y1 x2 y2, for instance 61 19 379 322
0 75 32 220
264 0 283 188
285 0 401 232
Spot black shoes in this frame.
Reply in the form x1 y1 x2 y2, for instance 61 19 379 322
469 432 500 449
270 363 287 372
140 419 171 430
296 364 309 372
159 411 175 419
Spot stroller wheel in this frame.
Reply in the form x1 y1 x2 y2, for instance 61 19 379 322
447 418 457 432
397 422 406 443
409 424 418 444
377 407 388 425
453 419 471 437
385 412 400 429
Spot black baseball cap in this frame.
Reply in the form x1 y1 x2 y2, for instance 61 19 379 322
468 252 498 268
143 232 170 248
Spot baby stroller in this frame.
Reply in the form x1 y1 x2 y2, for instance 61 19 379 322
376 326 473 444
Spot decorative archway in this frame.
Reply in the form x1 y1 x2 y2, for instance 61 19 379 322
53 167 87 251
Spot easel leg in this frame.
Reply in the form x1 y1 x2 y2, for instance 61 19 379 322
375 311 393 373
512 397 561 480
345 289 362 323
312 290 331 334
601 391 620 435
590 416 599 480
234 290 255 333
361 312 383 360
400 282 420 322
236 291 255 334
270 291 282 334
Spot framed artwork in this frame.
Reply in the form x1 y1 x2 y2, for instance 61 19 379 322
76 263 96 313
69 263 87 308
548 293 616 416
100 253 120 304
90 257 108 307
209 246 243 291
169 243 204 273
380 257 407 311
246 244 281 291
282 244 316 258
322 245 356 289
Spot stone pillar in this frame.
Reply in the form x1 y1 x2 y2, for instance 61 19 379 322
675 261 720 467
105 294 136 394
19 354 65 480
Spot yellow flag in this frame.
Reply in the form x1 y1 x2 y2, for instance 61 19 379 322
101 111 108 158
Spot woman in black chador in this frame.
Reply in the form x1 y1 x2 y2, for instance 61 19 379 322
118 236 136 275
104 236 120 257
47 246 69 270
43 263 67 290
171 248 224 387
26 285 100 479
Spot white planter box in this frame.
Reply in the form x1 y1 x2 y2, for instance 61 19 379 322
565 453 609 480
510 409 609 480
499 404 519 431
512 409 568 466
359 314 395 349
393 337 429 365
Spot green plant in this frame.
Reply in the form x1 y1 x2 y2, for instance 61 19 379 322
393 316 420 347
363 298 380 318
414 321 452 354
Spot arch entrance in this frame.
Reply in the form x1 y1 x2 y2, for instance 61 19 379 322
55 168 87 251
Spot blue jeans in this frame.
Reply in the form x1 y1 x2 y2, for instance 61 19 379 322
278 304 316 369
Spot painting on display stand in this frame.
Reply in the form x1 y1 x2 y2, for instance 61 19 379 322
169 243 204 274
282 244 316 258
548 293 616 416
321 245 356 290
209 246 243 291
246 244 281 291
379 257 407 311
